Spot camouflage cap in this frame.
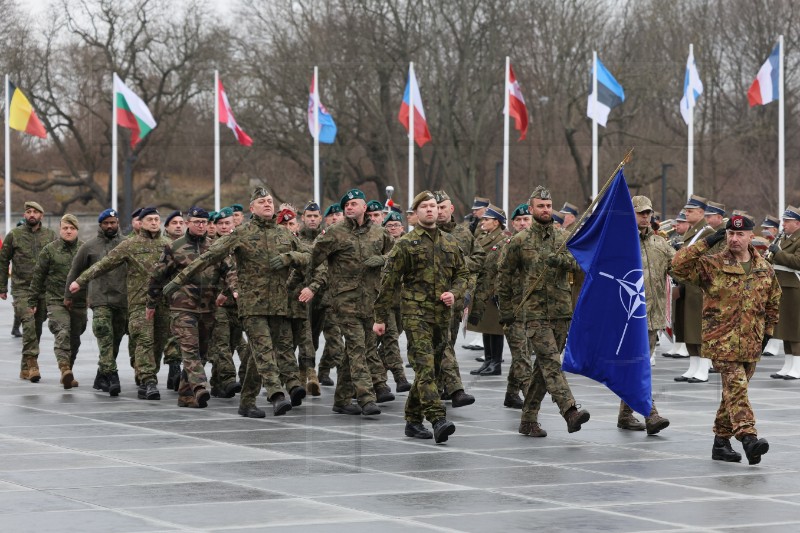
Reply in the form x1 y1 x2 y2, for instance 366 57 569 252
217 206 234 220
433 190 450 204
366 200 384 213
412 190 437 210
24 201 44 213
382 211 403 226
631 196 653 213
250 187 271 203
61 214 79 229
529 186 552 201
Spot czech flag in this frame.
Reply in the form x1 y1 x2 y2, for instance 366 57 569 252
7 81 47 138
748 42 780 107
398 65 431 147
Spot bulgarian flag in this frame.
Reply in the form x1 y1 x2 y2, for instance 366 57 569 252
7 81 47 138
113 73 157 147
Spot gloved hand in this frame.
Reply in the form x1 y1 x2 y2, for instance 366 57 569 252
467 314 480 326
703 228 726 248
463 293 471 308
545 253 568 269
768 242 780 256
269 254 289 270
499 314 515 326
363 255 385 268
163 280 180 298
762 334 772 353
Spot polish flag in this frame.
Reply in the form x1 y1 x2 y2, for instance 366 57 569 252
218 78 253 146
748 42 780 107
506 64 528 141
398 66 431 147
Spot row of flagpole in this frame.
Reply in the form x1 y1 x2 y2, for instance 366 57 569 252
2 39 789 233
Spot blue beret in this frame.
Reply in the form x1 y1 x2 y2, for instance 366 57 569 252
98 208 118 223
138 206 159 220
164 210 182 225
131 207 143 220
187 206 209 220
303 201 320 212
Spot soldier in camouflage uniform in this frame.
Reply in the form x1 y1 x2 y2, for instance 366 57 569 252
299 189 391 415
29 215 85 389
374 191 470 442
433 191 480 408
297 202 327 390
66 208 128 397
150 206 236 408
0 200 57 382
497 186 591 438
70 207 171 401
316 203 346 386
161 209 186 391
164 188 305 417
672 215 780 465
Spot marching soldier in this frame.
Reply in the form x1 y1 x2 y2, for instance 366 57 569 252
766 206 800 379
163 210 185 240
161 208 185 390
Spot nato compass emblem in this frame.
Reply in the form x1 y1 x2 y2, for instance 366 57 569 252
598 268 646 354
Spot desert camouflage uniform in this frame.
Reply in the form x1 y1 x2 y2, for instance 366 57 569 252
672 240 780 440
375 225 469 423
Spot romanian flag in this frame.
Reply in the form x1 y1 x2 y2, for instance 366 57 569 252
7 81 47 138
114 73 157 147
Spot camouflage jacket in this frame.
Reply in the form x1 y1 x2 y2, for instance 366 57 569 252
29 237 86 308
497 220 579 322
375 225 469 326
298 226 327 297
0 223 57 294
172 216 307 317
286 231 313 319
75 229 170 308
469 228 508 322
671 240 781 362
310 217 392 319
439 217 486 284
639 226 675 330
65 229 127 309
147 231 236 314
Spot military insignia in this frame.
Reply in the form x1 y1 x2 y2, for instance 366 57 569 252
348 192 354 199
412 240 419 245
491 246 498 251
733 217 743 229
110 210 116 217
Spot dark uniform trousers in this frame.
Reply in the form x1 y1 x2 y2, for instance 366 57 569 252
521 319 576 423
93 305 128 374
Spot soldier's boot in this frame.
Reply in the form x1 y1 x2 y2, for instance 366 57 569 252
306 368 321 396
167 362 181 392
332 403 362 415
645 404 670 435
238 404 266 418
432 418 456 443
194 386 210 409
404 421 433 439
375 385 395 403
564 405 591 433
711 436 742 462
59 365 75 390
108 372 121 397
269 392 292 416
469 359 491 375
223 380 241 398
28 366 41 383
11 316 22 337
450 389 475 408
144 382 160 400
177 394 199 407
395 375 411 393
518 420 548 438
361 401 381 416
318 367 334 387
503 392 524 409
93 370 110 392
741 435 769 465
289 385 306 407
478 353 502 376
617 401 646 431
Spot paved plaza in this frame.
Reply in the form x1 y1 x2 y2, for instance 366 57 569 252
1 305 800 532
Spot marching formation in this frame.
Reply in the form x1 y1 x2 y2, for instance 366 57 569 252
0 185 789 462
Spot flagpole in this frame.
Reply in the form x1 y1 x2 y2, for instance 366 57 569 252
214 70 221 212
111 74 118 211
4 74 11 235
778 34 785 218
687 44 694 199
592 51 598 199
313 66 321 205
408 62 415 218
502 57 510 216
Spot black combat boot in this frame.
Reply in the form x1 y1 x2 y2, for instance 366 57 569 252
450 389 475 408
742 435 769 465
375 385 395 403
93 370 110 392
270 392 292 416
503 392 524 409
432 418 456 443
289 385 306 406
167 362 181 392
238 404 266 418
145 382 160 400
711 436 742 462
361 401 381 416
108 372 121 397
404 422 433 439
395 376 412 393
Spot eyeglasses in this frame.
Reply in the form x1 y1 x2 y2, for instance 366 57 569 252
189 220 208 226
385 223 403 228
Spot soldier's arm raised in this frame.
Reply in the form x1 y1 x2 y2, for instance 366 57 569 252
171 233 236 288
147 245 176 308
74 240 128 288
671 239 710 287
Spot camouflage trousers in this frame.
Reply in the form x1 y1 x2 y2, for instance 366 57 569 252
713 360 758 440
365 327 389 391
436 306 466 395
209 305 247 389
47 304 87 370
503 320 533 395
377 307 407 382
239 315 299 408
318 308 344 375
92 306 128 374
128 305 170 385
14 290 46 371
171 310 212 390
291 317 316 372
403 318 449 424
334 316 377 408
521 319 576 423
162 319 183 366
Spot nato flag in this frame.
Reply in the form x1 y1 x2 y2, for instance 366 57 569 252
563 169 652 416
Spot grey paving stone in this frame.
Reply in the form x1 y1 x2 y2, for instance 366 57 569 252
0 465 203 490
0 509 180 533
0 490 94 513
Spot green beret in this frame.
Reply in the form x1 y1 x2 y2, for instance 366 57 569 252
217 207 234 220
324 204 343 217
366 200 384 213
231 203 244 212
340 189 366 210
207 210 218 223
511 204 530 219
382 211 403 226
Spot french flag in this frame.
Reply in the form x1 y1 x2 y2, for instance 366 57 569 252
748 42 780 107
398 65 431 147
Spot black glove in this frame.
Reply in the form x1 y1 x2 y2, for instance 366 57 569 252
545 254 567 269
768 242 780 256
467 314 480 326
762 334 772 353
268 254 288 270
463 294 471 308
499 314 515 326
703 228 726 248
163 280 180 298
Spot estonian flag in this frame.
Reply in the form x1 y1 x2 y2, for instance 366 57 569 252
586 57 625 127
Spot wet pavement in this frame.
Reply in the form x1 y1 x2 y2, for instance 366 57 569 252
1 307 799 532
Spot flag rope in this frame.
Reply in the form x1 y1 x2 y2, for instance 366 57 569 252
514 147 635 317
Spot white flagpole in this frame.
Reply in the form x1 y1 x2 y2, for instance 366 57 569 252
592 51 598 199
313 66 320 205
111 73 118 211
214 70 220 212
778 34 785 218
4 74 11 235
502 57 510 216
408 62 415 216
687 44 694 199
